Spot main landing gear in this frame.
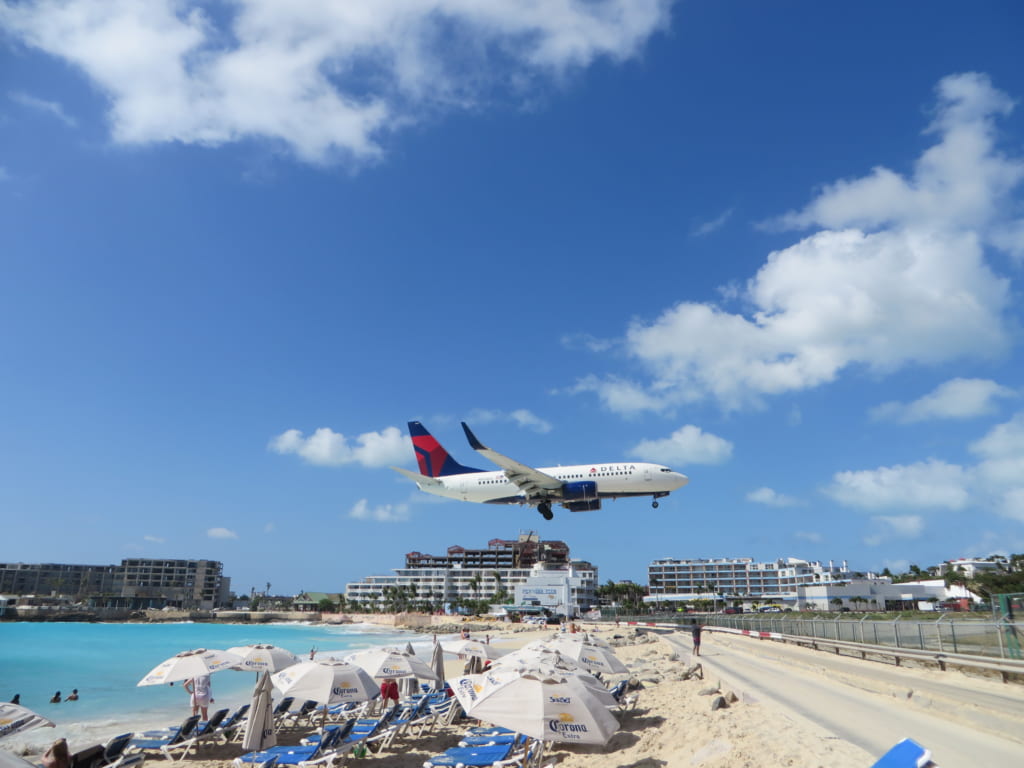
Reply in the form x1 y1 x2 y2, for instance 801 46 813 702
652 501 659 508
538 502 553 520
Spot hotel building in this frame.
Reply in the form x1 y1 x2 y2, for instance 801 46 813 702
0 558 231 610
345 531 599 617
646 556 855 606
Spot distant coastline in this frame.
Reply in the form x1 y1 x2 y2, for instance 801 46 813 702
1 608 508 635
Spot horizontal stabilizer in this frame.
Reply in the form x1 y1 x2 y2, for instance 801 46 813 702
390 466 442 487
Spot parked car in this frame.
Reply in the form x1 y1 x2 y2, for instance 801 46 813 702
759 606 783 613
721 607 743 614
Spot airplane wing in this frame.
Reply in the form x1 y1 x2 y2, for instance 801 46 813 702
461 422 563 498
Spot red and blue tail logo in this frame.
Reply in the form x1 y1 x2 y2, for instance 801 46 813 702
409 422 484 477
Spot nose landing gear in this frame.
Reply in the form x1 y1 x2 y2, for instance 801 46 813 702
652 501 659 508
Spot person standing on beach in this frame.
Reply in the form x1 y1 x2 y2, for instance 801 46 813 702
184 675 212 719
691 622 702 657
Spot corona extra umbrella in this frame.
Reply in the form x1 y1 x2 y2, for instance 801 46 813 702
0 703 54 741
441 639 508 662
544 637 628 674
227 644 300 674
453 666 619 758
270 660 379 707
138 648 244 686
342 647 439 682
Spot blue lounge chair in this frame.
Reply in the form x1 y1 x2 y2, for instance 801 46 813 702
127 715 202 755
161 708 230 760
457 733 525 748
233 723 346 768
871 739 936 768
209 705 250 744
422 743 515 768
279 700 318 728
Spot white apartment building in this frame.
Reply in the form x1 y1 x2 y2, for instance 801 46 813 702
345 533 598 615
935 557 1008 580
646 556 856 606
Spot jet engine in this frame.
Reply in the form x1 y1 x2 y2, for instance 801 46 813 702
562 480 598 500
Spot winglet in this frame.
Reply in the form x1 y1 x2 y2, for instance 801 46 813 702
461 422 486 451
391 466 442 487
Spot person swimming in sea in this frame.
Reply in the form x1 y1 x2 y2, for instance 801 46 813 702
49 691 61 704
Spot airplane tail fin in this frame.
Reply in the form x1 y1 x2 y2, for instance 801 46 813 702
408 421 485 477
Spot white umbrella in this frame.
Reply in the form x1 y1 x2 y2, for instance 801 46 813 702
429 641 446 691
342 647 440 681
228 644 300 674
271 661 380 706
545 637 628 674
242 671 277 752
441 639 508 661
137 648 244 686
490 645 581 673
0 703 55 740
456 667 619 745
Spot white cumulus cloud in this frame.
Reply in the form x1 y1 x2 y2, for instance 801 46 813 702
629 424 732 465
746 487 800 507
269 426 407 467
825 459 970 511
349 498 410 523
207 527 238 539
871 378 1014 422
576 73 1019 413
0 0 671 164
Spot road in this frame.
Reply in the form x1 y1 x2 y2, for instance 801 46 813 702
658 630 1024 767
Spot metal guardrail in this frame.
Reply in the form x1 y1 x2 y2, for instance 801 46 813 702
597 615 1024 683
601 612 1023 660
775 632 1024 683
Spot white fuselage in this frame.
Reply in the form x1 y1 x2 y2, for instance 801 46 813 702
418 462 688 504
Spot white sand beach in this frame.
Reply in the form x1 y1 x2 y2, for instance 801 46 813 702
15 622 882 768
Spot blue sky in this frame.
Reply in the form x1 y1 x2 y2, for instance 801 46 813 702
3 1 1024 596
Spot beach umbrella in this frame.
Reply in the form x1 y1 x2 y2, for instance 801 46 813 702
227 644 300 674
0 703 55 741
271 661 380 707
455 667 619 746
429 641 446 690
242 671 277 752
441 639 508 661
544 637 628 675
490 645 581 673
342 647 440 681
137 648 244 686
581 632 612 649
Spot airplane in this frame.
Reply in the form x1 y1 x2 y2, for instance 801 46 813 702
391 421 689 520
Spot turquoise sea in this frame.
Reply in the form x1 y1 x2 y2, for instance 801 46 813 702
0 622 439 754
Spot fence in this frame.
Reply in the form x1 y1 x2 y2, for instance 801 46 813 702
602 612 1023 660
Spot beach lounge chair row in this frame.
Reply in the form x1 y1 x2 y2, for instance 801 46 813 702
128 704 252 761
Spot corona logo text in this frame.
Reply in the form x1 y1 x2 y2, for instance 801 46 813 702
547 713 589 737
